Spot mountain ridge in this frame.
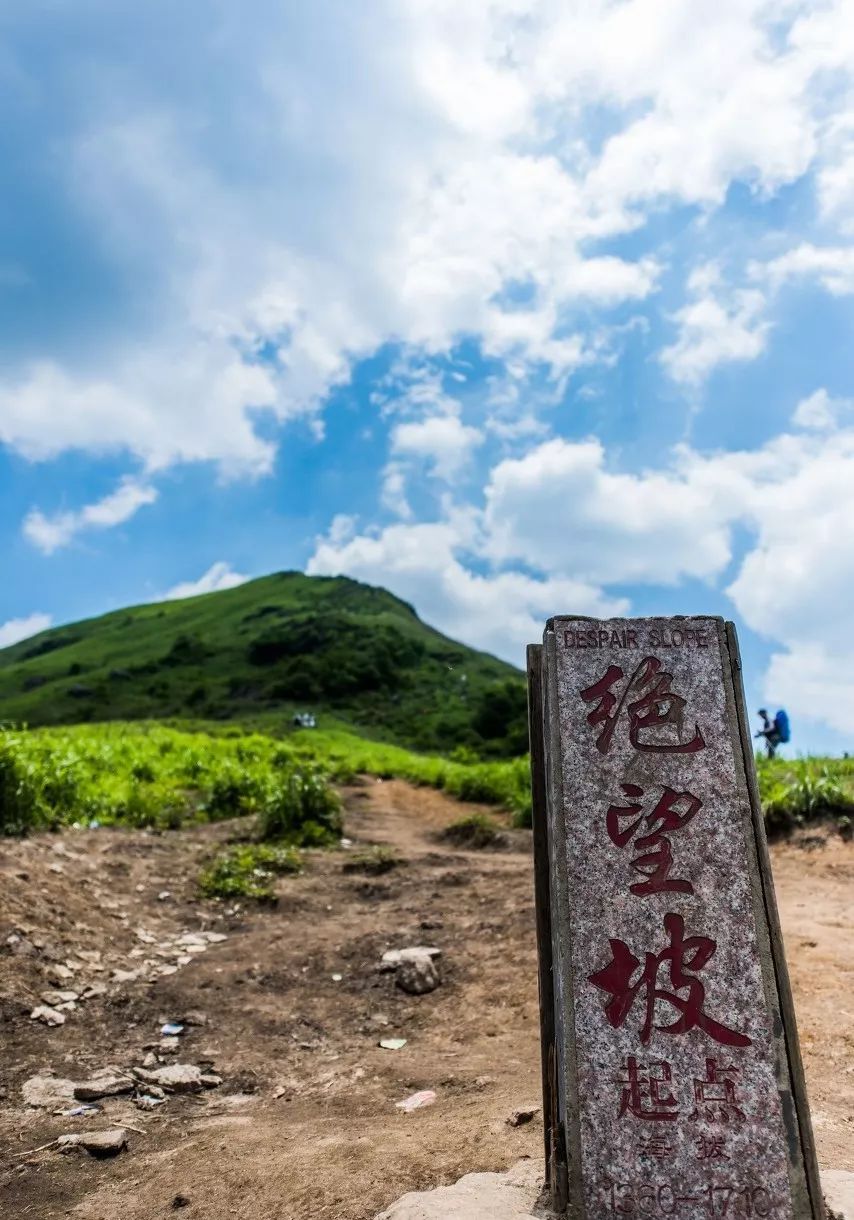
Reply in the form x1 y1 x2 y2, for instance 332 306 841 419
0 572 527 754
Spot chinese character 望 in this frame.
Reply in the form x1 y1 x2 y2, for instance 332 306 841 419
580 657 706 755
588 913 752 1047
606 784 702 896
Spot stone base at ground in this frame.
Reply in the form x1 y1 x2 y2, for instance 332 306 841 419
824 1170 854 1218
374 1163 854 1220
374 1159 543 1219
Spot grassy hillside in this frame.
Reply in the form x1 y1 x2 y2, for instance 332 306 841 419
0 572 527 755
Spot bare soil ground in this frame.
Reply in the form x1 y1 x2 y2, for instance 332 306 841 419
0 780 851 1220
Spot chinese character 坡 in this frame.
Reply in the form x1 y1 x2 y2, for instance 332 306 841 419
588 913 752 1047
580 657 706 755
606 784 702 896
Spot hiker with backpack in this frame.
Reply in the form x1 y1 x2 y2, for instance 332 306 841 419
756 708 790 759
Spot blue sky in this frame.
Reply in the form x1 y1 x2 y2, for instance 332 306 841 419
2 1 854 754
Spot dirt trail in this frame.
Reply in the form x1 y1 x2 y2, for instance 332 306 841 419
0 781 851 1220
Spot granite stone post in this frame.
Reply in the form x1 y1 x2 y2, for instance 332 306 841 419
527 616 824 1219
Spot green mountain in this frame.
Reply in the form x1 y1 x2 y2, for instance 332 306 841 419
0 572 527 754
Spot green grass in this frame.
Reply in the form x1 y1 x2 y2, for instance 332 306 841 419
2 719 852 846
0 572 527 756
341 845 402 875
755 755 854 836
199 842 303 901
440 811 507 849
0 721 341 841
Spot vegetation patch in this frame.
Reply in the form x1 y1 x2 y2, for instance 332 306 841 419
199 843 302 901
440 812 507 850
756 756 854 837
341 845 402 875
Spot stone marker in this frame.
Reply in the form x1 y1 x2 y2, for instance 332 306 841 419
528 617 824 1219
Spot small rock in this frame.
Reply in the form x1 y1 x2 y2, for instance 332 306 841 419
74 1072 134 1101
46 964 75 983
181 1011 208 1026
507 1104 540 1128
23 1074 77 1109
40 989 78 1007
142 1052 157 1067
57 1128 128 1158
157 891 172 901
396 956 441 995
134 1093 166 1111
380 947 441 972
112 968 141 983
133 1063 221 1094
159 1037 180 1054
30 1004 66 1026
80 982 108 1001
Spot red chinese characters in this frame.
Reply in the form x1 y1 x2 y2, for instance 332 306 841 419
588 913 752 1048
606 784 702 896
690 1058 746 1123
617 1056 679 1122
580 657 706 755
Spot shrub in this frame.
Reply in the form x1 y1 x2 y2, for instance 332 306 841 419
341 845 402 874
440 812 506 849
199 843 302 901
258 765 341 843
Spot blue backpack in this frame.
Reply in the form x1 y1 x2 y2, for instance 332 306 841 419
774 709 790 743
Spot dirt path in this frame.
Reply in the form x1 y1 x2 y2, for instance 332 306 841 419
0 781 851 1219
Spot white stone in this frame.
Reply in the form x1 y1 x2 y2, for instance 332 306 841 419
824 1170 854 1219
30 1005 66 1026
374 1160 541 1219
22 1074 77 1109
379 947 441 971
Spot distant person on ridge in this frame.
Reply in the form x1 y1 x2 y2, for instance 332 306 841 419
756 707 790 759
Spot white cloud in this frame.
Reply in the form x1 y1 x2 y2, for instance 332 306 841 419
760 243 854 296
308 516 626 666
0 612 53 649
312 397 854 735
23 478 158 554
391 412 483 482
380 463 412 521
660 264 770 385
792 388 852 431
482 437 737 585
2 1 852 482
163 561 250 601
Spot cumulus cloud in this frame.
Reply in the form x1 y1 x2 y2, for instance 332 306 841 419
390 413 483 482
660 264 770 385
163 562 250 601
792 388 852 431
23 478 158 554
0 612 53 649
308 517 626 666
482 437 736 585
2 0 853 490
760 243 854 296
311 397 854 733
